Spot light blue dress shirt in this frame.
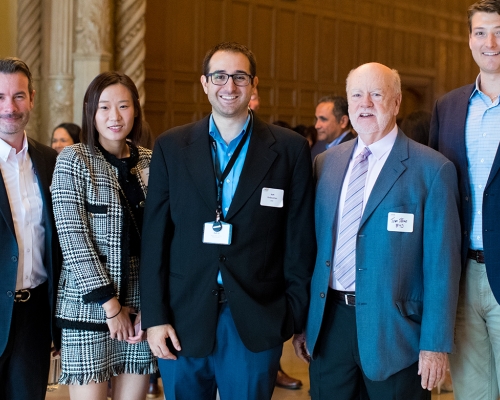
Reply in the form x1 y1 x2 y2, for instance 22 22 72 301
326 130 350 149
466 76 500 250
209 113 252 284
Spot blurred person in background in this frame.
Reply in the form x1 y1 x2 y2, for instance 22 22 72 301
51 122 81 154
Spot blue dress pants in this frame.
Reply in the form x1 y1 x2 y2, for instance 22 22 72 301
158 302 282 400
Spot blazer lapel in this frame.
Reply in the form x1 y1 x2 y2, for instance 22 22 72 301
359 130 408 228
225 117 277 220
454 85 474 191
487 144 500 189
0 169 15 238
28 138 51 209
182 116 218 213
318 140 357 233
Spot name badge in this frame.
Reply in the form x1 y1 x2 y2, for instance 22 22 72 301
139 168 150 186
260 188 284 208
203 222 232 245
387 212 414 232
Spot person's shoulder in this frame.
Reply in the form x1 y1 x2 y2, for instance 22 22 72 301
156 117 209 145
437 83 474 105
257 118 308 147
57 143 92 163
315 139 352 171
406 136 454 169
28 137 57 159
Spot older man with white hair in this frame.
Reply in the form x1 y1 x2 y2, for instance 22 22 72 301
293 62 462 399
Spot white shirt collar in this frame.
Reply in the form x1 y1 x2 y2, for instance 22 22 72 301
355 124 398 161
0 132 29 162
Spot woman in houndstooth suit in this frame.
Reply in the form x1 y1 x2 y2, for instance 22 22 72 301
51 71 156 400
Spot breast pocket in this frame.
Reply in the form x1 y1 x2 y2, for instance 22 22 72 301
85 203 108 255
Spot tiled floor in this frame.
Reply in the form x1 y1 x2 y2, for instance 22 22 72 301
46 340 454 399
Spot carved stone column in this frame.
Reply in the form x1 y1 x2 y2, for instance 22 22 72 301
73 0 113 126
47 0 75 140
17 0 42 141
115 0 147 107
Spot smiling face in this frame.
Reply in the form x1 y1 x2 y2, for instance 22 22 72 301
346 63 401 145
94 83 136 149
51 127 74 153
200 50 258 122
469 11 500 77
0 72 34 139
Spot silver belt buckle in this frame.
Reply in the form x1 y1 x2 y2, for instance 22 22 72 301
344 293 355 306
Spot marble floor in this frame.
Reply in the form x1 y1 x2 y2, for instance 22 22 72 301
46 339 454 400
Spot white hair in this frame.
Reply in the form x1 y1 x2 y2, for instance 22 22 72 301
346 63 401 96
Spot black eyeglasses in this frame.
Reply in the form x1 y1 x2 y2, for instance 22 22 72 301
206 73 254 87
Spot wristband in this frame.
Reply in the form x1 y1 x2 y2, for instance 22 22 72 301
106 304 122 319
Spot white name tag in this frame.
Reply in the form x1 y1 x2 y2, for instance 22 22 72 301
139 168 150 186
387 212 414 232
203 222 232 245
260 188 284 208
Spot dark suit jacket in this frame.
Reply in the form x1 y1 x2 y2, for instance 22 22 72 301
140 114 316 357
307 131 461 380
430 83 500 303
0 138 60 355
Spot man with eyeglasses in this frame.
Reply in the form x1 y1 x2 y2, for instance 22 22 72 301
140 42 316 400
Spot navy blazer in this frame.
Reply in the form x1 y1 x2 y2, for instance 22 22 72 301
306 131 461 381
140 114 316 357
429 84 500 303
0 138 60 354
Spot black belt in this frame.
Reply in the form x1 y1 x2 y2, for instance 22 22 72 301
468 248 485 264
14 289 31 302
330 289 356 306
13 281 47 303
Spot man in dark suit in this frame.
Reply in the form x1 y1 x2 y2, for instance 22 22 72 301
140 42 316 400
0 58 59 400
311 95 356 160
429 2 500 398
294 62 461 399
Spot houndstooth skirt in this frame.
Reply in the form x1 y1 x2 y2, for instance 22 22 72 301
59 328 157 385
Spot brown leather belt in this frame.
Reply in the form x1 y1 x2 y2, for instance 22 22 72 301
467 248 485 264
330 289 356 306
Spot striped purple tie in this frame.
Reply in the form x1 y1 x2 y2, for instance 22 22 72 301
334 146 371 290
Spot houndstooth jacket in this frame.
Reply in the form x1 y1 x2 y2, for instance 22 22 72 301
51 143 152 331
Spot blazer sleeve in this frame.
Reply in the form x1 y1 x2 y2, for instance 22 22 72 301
51 147 114 300
139 138 173 329
420 159 461 352
283 140 317 333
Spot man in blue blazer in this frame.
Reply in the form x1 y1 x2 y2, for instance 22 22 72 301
429 2 500 398
294 62 461 399
0 58 60 400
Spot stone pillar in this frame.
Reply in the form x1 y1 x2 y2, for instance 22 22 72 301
73 0 113 126
47 0 75 140
115 0 147 107
17 0 42 141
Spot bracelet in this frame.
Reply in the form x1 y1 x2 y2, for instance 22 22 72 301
106 304 122 319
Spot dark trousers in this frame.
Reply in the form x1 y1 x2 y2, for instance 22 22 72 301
159 302 282 400
310 289 430 400
0 283 51 400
